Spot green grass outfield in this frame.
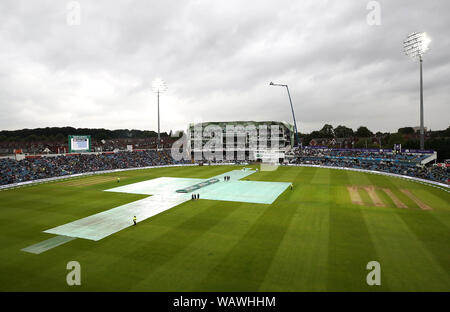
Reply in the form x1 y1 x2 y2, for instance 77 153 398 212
0 165 449 291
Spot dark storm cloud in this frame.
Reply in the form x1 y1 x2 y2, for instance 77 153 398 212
0 0 448 133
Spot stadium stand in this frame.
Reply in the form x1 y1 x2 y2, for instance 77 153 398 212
288 148 449 184
0 137 177 155
1 147 448 186
0 149 189 186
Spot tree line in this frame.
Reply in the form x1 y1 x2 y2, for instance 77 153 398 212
0 127 169 143
0 125 448 160
299 124 450 161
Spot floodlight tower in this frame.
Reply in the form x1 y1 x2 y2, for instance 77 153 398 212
152 78 168 149
403 32 431 150
269 82 300 148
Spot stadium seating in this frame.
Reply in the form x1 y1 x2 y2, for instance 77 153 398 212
1 148 448 186
289 148 448 184
0 149 189 186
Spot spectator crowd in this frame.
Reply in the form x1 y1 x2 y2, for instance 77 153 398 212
0 149 189 186
0 148 448 186
288 148 449 184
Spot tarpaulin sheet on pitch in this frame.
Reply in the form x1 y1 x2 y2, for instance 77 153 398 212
42 170 289 241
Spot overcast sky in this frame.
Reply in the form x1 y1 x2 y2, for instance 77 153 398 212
0 0 448 134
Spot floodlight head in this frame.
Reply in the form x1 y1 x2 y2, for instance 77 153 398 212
404 32 431 59
269 82 287 87
152 78 168 93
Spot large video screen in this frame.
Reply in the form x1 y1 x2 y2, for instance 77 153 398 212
68 135 91 152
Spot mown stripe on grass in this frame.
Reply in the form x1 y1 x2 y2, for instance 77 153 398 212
357 187 373 207
258 165 329 291
419 185 450 204
302 166 319 183
130 201 266 291
327 169 381 291
198 203 296 291
330 168 351 186
310 167 330 185
362 208 450 291
408 187 450 212
394 209 450 278
365 174 450 275
261 200 329 290
197 167 317 291
60 176 121 187
86 202 239 291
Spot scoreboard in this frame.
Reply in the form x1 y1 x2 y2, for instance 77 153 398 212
68 135 91 153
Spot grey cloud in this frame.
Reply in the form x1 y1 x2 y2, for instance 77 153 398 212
0 0 448 134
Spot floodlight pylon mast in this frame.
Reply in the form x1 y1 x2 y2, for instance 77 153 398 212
269 82 300 148
152 78 167 150
403 32 430 150
419 55 424 150
157 89 160 145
